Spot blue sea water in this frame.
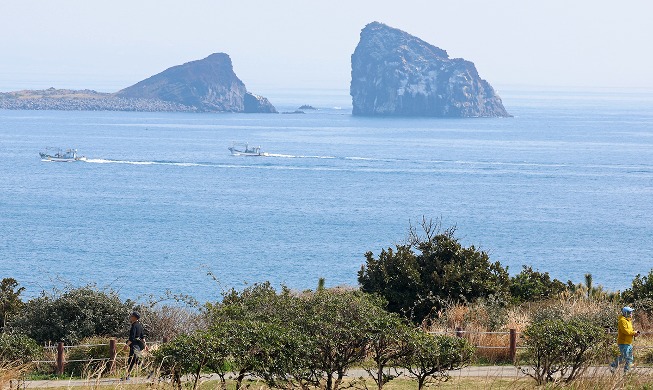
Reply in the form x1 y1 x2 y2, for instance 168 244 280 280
1 88 652 302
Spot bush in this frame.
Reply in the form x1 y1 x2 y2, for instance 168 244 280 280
0 278 24 330
623 269 653 304
0 333 41 364
359 220 510 322
521 317 611 385
136 304 206 341
10 285 132 344
153 331 230 390
528 298 618 331
398 332 474 390
206 284 398 390
510 266 567 304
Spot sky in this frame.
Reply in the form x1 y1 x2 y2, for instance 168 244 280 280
1 0 652 94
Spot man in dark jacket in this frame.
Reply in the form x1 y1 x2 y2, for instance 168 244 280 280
123 311 145 380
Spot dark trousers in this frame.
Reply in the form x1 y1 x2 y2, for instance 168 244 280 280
127 345 141 375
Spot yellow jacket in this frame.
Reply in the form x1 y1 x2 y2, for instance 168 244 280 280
617 315 637 345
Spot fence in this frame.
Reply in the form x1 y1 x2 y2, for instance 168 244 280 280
34 331 653 374
428 328 653 364
35 338 169 375
428 328 521 363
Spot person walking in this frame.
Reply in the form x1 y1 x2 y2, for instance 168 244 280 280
123 311 146 380
610 306 640 373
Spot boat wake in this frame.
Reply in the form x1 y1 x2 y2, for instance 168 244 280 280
79 157 653 179
265 153 337 159
84 158 210 167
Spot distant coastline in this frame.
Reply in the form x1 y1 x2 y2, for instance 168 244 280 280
0 88 198 112
0 53 277 114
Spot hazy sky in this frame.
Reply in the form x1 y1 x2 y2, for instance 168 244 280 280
1 0 652 93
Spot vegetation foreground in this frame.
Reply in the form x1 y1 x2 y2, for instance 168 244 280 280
2 220 653 389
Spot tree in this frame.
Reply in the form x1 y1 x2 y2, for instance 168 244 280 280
295 290 376 390
521 318 610 385
509 266 567 304
238 320 315 390
398 331 474 390
362 310 412 390
359 220 510 322
623 268 653 303
0 333 41 364
0 278 24 331
10 285 131 344
584 273 593 299
153 330 229 390
206 283 317 390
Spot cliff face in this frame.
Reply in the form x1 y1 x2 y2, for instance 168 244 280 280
350 22 509 117
244 92 277 113
116 53 276 113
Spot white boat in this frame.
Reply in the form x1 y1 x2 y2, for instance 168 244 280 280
228 143 268 156
39 148 86 162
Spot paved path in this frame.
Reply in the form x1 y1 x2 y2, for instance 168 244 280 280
13 366 652 388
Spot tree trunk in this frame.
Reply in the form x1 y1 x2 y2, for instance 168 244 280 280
236 370 247 390
173 371 182 390
417 376 426 390
377 365 384 390
325 373 333 390
192 365 202 390
334 371 345 390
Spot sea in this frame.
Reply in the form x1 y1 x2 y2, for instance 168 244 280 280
1 87 652 303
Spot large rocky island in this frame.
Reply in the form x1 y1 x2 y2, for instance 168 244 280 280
0 53 277 113
350 22 509 117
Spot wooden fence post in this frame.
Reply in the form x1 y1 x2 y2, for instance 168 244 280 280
56 342 65 375
455 327 464 338
509 328 517 363
109 339 117 373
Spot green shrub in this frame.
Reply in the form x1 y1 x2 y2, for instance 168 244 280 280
510 266 567 304
359 221 510 322
153 331 229 390
9 285 132 344
398 331 474 390
521 317 611 385
0 333 41 364
623 269 653 304
0 278 24 330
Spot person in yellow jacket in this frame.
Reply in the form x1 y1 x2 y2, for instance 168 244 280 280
610 306 640 372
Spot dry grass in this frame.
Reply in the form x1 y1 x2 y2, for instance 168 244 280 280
17 373 653 390
0 361 35 389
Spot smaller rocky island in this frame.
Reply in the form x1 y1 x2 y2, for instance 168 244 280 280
350 22 509 118
0 53 277 113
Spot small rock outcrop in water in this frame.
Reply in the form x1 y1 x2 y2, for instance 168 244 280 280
350 22 509 117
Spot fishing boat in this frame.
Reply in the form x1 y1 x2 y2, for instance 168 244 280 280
228 143 268 156
39 148 86 162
